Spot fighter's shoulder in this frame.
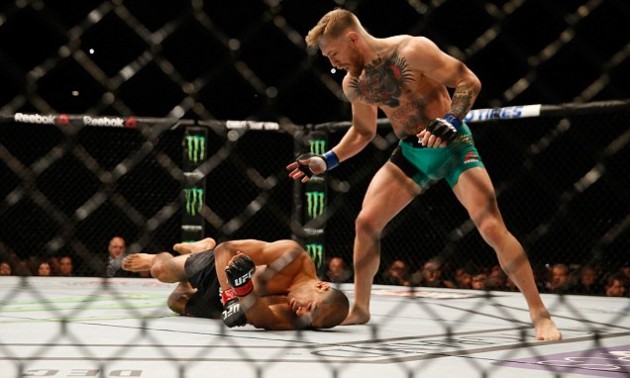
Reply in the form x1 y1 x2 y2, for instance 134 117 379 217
270 239 303 249
393 35 438 56
268 240 307 257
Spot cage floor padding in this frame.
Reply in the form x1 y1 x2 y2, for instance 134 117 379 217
1 276 628 377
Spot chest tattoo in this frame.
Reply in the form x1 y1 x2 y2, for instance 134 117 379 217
349 51 414 107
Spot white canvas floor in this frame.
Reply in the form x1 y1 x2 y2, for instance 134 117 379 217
1 276 629 377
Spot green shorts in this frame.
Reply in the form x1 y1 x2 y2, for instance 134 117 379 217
389 123 485 189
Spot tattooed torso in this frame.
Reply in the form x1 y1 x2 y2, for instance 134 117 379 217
345 49 451 138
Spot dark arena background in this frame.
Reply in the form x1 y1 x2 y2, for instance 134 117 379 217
0 1 629 377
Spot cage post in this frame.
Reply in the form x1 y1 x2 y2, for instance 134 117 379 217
181 126 208 243
302 130 328 278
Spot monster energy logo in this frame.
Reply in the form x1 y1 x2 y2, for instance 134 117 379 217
305 191 325 219
184 188 204 216
310 139 326 155
186 135 206 163
306 243 324 269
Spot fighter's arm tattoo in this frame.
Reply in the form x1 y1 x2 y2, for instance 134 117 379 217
450 82 478 119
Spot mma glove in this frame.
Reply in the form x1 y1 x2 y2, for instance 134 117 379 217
426 113 462 143
221 255 256 328
226 254 256 297
221 297 247 328
220 285 248 328
295 151 339 178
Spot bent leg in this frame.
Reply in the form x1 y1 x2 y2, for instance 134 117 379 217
123 252 189 283
173 237 217 255
343 162 420 325
167 281 196 315
452 167 561 340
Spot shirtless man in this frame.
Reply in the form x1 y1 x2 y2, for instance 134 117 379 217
122 237 349 330
287 8 561 340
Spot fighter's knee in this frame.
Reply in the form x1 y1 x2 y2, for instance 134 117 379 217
167 292 187 315
355 212 383 239
476 217 505 246
150 261 165 279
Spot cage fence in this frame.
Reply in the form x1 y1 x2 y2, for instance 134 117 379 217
1 0 630 377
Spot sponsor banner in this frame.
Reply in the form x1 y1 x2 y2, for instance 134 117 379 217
225 120 279 130
310 139 326 155
184 188 204 216
305 243 324 270
185 134 206 164
464 104 542 123
305 190 325 219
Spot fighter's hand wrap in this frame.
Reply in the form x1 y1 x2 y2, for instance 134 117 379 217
225 254 256 297
221 298 247 328
426 113 462 143
295 151 339 178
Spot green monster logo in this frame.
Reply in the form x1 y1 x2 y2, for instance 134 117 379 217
186 135 206 163
310 139 326 155
305 191 325 219
306 243 324 269
185 188 204 216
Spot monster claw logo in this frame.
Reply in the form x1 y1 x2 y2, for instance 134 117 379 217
185 188 204 216
186 135 206 163
310 139 326 155
306 243 324 269
305 191 325 219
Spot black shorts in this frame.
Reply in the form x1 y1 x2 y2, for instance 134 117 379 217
183 251 223 319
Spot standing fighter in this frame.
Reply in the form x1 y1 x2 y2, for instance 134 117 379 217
122 237 349 330
287 8 561 340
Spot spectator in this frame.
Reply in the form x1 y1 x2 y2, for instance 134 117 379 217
412 259 445 288
106 236 137 278
57 255 74 277
488 264 504 279
36 260 53 276
379 259 410 286
545 263 573 294
0 260 12 276
447 266 472 289
485 273 507 291
324 256 353 283
604 274 627 297
570 264 603 296
471 270 488 291
12 258 32 276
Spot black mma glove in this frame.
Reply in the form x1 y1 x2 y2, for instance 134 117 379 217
226 253 256 297
426 114 462 143
221 297 247 328
295 151 339 178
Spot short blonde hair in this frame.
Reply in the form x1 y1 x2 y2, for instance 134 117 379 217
305 8 360 48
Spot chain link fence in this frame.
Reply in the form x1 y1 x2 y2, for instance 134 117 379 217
0 1 629 376
0 0 628 284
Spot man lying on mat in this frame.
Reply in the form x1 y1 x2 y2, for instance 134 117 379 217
122 238 349 330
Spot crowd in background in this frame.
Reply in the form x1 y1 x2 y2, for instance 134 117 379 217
2 241 628 298
322 256 630 298
0 236 147 279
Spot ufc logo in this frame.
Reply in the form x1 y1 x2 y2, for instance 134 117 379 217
234 269 254 286
222 303 241 317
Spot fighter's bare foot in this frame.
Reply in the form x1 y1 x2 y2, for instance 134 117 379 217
173 238 217 255
122 253 154 272
341 306 370 325
532 310 562 341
